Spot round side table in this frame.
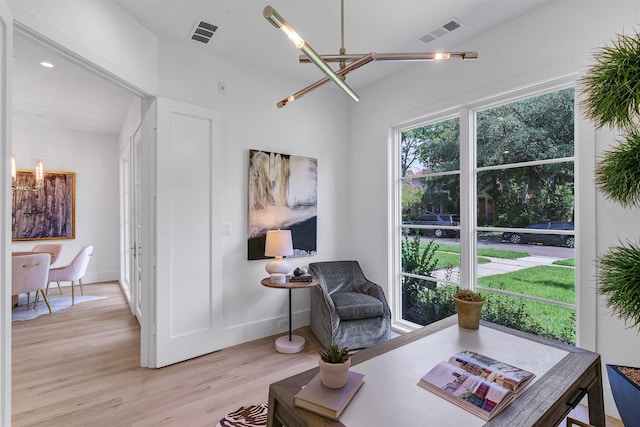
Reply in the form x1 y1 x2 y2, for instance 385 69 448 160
261 276 318 354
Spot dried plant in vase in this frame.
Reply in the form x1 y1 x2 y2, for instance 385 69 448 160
452 289 486 330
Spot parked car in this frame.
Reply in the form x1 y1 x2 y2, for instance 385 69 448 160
502 221 575 248
405 214 459 238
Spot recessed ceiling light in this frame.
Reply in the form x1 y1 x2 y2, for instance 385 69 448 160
40 61 54 68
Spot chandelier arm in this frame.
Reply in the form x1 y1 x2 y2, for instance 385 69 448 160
263 5 359 102
340 0 345 54
277 53 376 108
299 52 478 63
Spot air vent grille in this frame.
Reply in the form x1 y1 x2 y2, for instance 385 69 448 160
419 17 463 45
188 18 218 44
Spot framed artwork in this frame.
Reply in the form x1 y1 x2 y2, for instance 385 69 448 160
248 149 317 260
12 170 76 241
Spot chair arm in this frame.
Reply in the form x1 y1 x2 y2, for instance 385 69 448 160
354 280 391 317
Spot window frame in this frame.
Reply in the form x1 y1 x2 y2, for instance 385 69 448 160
389 74 596 349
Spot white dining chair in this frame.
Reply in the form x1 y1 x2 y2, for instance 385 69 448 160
32 243 65 294
12 253 52 313
47 245 93 305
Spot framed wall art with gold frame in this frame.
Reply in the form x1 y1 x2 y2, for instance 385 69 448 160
12 170 76 241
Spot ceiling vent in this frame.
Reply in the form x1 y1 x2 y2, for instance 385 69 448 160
419 17 462 45
188 18 218 44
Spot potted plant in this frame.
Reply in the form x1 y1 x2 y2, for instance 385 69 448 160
318 344 350 388
452 289 486 330
580 28 640 427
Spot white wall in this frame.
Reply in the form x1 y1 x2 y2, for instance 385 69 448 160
349 0 640 418
156 40 352 340
7 0 158 95
11 124 120 284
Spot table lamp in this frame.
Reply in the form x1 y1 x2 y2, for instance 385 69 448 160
265 229 294 284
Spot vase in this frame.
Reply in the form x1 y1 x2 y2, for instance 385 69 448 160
453 296 485 330
606 364 640 426
319 358 351 389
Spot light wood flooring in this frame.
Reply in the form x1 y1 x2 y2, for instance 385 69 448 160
12 282 623 426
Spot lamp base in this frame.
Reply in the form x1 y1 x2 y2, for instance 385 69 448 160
269 273 287 284
266 258 291 283
275 335 305 354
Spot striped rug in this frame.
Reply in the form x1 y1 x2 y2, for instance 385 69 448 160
216 404 268 427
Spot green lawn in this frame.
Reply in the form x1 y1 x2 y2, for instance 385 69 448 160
435 252 491 268
479 265 574 303
438 244 530 259
428 243 528 269
478 265 575 339
553 258 575 266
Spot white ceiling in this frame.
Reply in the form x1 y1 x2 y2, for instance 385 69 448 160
12 32 135 136
12 0 552 135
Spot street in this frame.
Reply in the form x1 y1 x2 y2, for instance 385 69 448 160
426 236 575 259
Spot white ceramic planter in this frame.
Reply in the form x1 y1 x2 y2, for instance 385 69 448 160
319 358 351 389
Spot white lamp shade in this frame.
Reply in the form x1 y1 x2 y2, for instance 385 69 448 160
265 229 293 283
264 229 294 257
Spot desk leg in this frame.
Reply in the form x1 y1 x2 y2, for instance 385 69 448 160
275 288 305 354
587 363 606 427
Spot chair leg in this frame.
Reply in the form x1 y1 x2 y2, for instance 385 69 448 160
71 281 75 305
78 278 84 296
26 292 31 309
38 289 52 314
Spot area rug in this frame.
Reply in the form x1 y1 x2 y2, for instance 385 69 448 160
12 294 107 321
216 404 268 427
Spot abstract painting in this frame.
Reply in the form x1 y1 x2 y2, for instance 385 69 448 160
248 149 317 260
12 170 75 240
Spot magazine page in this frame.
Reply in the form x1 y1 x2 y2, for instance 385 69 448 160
419 361 512 419
448 350 535 393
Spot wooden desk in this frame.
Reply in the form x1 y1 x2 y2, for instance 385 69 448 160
267 317 605 427
261 276 318 354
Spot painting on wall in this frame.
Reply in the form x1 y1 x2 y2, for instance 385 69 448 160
12 170 76 241
248 149 317 260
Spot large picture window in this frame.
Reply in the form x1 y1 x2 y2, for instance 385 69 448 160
397 85 576 344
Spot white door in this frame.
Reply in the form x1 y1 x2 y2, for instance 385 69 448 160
139 98 156 368
0 0 12 424
119 144 132 305
131 124 143 322
152 97 224 367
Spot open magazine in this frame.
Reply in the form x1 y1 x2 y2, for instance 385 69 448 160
418 350 535 420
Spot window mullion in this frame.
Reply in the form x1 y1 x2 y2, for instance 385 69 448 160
459 106 477 291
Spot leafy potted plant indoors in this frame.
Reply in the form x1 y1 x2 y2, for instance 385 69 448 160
452 289 486 330
580 28 640 426
318 344 351 389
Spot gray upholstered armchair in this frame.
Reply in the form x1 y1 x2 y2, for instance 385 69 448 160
309 261 391 350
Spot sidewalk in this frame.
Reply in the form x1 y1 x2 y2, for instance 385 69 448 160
431 255 562 282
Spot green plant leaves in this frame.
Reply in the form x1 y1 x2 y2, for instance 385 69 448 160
596 133 640 208
598 240 640 330
580 32 640 133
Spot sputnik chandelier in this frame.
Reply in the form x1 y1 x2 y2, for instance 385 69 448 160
263 0 478 108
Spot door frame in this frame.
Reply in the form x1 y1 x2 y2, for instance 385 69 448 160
1 1 13 424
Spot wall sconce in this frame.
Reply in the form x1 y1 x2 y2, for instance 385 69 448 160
264 229 294 284
12 154 44 191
